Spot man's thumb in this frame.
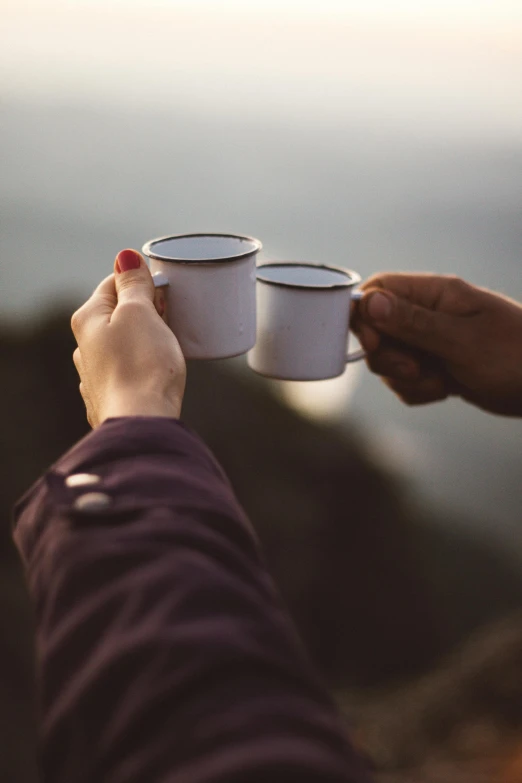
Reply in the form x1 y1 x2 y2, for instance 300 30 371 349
361 289 458 358
114 249 154 305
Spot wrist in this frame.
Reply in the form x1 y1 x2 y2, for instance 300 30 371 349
99 391 182 425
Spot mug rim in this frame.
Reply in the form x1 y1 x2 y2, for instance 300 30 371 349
142 232 263 264
256 262 361 290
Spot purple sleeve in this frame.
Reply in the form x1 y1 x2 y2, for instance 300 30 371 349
13 417 371 783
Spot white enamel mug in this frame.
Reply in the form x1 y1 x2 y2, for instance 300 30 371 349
142 233 262 360
247 262 365 381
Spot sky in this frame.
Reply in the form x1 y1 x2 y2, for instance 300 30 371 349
6 0 522 16
2 0 521 142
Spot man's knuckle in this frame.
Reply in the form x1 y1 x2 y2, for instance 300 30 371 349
361 274 385 291
441 275 479 311
408 304 430 334
447 275 467 295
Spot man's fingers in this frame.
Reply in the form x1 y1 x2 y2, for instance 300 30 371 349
354 323 381 353
358 287 463 360
365 345 422 382
360 273 480 315
383 374 449 406
357 273 483 359
71 275 116 338
363 329 453 404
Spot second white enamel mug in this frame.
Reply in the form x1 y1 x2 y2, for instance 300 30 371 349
247 262 364 381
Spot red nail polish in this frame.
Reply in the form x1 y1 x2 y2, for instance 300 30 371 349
116 249 141 273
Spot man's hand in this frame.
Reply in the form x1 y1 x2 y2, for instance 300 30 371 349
353 273 522 417
72 249 186 427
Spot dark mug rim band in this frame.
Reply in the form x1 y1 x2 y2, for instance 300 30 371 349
256 262 361 291
142 232 263 264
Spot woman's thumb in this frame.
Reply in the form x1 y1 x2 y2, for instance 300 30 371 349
114 249 155 305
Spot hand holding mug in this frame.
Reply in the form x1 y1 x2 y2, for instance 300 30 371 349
354 273 522 417
72 249 186 428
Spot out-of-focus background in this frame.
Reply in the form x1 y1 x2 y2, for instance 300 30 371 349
1 0 522 777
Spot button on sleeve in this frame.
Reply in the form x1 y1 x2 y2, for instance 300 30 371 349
65 473 101 488
73 492 112 512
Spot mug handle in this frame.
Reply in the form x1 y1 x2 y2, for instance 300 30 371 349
152 272 169 288
346 289 366 364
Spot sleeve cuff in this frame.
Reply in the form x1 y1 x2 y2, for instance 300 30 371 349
13 417 258 568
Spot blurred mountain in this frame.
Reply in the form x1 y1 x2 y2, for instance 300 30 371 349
1 309 522 691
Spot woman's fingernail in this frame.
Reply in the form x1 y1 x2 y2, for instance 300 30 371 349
116 249 141 273
367 292 392 321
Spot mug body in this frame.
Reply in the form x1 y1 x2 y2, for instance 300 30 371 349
247 263 360 381
143 233 261 359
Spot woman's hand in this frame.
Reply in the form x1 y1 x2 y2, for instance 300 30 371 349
72 249 186 427
353 273 522 417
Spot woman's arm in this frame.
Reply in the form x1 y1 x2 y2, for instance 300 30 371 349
14 417 370 783
14 250 371 783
